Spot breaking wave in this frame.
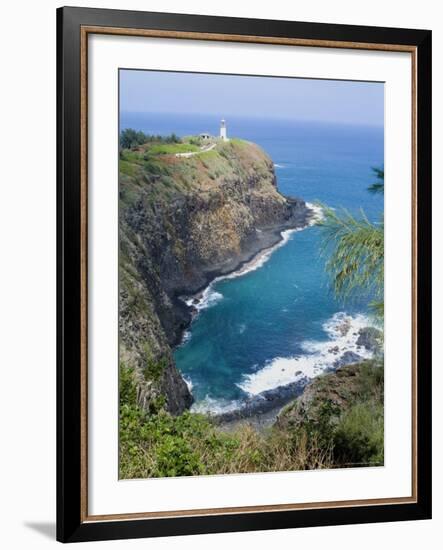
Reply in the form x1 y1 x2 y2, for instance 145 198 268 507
191 395 243 415
183 375 194 392
182 203 322 313
237 312 375 395
305 202 324 224
184 287 224 312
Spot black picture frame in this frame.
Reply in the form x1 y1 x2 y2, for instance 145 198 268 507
57 6 432 543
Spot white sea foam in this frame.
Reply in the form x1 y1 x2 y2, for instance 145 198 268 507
182 229 302 313
178 330 192 346
182 202 321 314
191 395 243 415
274 163 285 168
184 287 223 312
237 312 375 395
183 375 194 392
305 202 324 224
225 228 301 279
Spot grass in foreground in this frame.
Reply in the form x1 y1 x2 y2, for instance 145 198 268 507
119 361 384 479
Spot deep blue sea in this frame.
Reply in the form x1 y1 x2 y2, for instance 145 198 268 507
120 112 384 412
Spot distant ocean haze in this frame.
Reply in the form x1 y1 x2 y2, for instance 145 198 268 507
120 111 384 413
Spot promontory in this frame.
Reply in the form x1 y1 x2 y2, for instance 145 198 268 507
119 135 313 414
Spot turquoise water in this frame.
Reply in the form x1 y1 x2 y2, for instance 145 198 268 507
121 113 384 411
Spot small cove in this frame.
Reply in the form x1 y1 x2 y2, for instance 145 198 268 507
121 112 384 413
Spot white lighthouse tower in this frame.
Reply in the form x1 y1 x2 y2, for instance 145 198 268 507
220 119 228 141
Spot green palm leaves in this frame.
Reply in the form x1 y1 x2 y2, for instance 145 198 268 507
319 168 384 318
367 167 384 195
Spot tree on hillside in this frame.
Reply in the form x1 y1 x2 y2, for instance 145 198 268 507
165 133 180 144
319 168 384 318
120 128 181 149
120 128 147 149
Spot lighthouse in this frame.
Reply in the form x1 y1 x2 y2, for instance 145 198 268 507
220 119 228 141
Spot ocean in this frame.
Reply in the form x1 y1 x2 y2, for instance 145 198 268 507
120 112 384 413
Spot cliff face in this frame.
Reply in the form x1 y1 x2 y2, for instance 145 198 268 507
119 138 312 414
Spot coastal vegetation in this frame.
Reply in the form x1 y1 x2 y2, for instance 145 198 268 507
120 128 180 149
319 168 385 317
120 359 384 478
118 129 384 479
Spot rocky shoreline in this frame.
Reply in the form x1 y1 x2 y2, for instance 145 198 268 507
119 137 317 414
168 195 383 425
207 325 383 426
174 203 317 346
120 135 384 421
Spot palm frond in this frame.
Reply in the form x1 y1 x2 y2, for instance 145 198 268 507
367 167 384 195
369 300 384 320
318 205 384 304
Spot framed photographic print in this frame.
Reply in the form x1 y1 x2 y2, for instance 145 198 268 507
57 6 432 543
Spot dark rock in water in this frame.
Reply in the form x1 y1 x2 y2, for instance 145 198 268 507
356 327 383 354
215 377 310 423
160 362 194 414
333 351 363 369
337 318 351 336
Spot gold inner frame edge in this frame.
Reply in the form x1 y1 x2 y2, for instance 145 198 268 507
79 25 418 523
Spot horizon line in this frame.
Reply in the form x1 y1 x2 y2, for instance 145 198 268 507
120 111 384 130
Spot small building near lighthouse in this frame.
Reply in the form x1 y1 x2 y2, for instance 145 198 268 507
220 119 228 141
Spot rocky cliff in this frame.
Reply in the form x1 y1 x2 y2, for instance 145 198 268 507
119 137 313 414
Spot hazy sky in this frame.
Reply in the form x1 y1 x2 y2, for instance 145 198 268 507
120 69 384 127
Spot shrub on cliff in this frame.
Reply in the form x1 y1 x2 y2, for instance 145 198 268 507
119 363 137 407
333 401 384 466
119 405 334 479
277 361 384 468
